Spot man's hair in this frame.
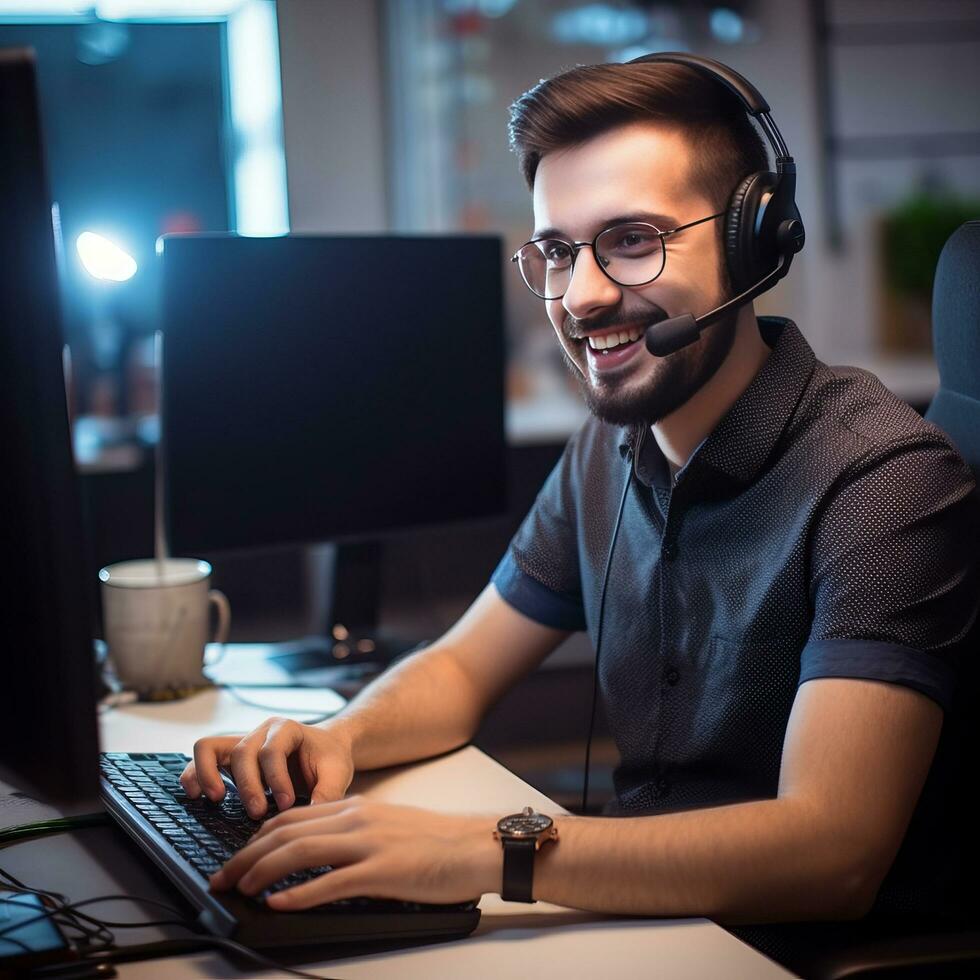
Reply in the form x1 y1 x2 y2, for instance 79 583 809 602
508 61 769 215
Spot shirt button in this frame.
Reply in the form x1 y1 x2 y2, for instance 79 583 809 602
663 666 680 686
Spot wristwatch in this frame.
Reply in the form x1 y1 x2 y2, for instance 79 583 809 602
493 806 559 903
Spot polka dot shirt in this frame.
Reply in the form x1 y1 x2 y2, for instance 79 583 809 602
492 316 979 919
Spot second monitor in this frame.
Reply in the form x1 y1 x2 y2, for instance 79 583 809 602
159 233 507 653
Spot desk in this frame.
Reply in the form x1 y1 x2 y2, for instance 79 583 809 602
7 690 792 978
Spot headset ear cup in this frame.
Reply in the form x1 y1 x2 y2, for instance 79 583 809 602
725 171 777 294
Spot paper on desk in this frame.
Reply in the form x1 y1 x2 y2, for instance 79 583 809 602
100 686 346 755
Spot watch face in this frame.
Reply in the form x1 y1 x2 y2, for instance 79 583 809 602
497 811 553 837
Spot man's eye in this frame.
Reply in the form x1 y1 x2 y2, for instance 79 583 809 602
543 242 571 262
618 231 654 248
603 227 660 257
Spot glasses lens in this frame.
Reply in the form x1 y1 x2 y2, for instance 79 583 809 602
595 223 664 287
518 239 573 299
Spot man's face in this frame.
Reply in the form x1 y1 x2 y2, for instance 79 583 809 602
531 122 736 426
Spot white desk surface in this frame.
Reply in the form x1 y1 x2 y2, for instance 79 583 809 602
98 688 792 978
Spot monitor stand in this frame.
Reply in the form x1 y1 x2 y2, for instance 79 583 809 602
307 539 420 663
204 542 423 696
207 541 422 697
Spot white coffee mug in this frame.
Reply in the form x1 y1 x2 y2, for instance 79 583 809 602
99 558 231 699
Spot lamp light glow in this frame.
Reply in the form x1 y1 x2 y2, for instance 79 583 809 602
227 0 289 236
76 232 137 282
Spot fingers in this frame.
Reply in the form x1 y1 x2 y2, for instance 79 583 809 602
181 719 343 819
228 733 270 819
266 864 375 911
211 813 363 895
239 721 353 807
239 837 365 898
183 736 239 801
178 759 201 799
258 720 305 811
251 797 351 840
309 762 353 805
231 718 310 818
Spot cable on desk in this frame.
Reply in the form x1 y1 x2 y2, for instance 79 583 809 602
0 897 346 979
218 684 341 724
97 681 343 724
90 934 347 979
0 814 119 954
0 872 115 957
0 894 192 941
0 824 346 978
0 813 109 847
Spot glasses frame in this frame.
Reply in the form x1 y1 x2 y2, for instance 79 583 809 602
511 210 727 300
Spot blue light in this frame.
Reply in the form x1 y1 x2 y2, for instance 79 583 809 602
552 4 648 46
0 0 247 19
97 0 245 18
226 0 289 236
76 231 138 282
0 1 89 15
710 7 744 44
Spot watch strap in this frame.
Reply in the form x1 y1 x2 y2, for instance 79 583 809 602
501 837 537 903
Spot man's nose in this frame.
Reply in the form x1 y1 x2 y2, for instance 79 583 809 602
562 247 621 322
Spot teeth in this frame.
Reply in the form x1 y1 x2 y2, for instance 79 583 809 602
588 327 643 351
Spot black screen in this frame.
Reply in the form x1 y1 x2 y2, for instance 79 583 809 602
0 49 100 802
160 234 507 555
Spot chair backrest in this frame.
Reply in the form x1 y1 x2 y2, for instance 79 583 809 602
925 219 980 478
926 220 980 759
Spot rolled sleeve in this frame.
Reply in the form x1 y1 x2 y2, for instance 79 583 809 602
491 550 586 631
489 432 588 632
799 637 957 712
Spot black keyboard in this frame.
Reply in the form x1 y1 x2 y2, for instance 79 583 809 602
99 752 481 949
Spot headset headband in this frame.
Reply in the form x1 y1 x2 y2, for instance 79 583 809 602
626 52 792 169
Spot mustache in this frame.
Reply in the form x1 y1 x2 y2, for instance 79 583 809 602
564 306 669 342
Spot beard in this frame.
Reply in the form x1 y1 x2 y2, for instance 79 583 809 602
562 304 738 427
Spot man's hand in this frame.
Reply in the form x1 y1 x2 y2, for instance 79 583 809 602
208 798 499 909
179 718 355 818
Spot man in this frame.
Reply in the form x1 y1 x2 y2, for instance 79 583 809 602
183 59 977 943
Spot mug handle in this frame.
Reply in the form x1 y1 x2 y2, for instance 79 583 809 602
208 589 232 645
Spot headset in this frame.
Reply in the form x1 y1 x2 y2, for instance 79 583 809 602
581 54 804 812
623 52 806 357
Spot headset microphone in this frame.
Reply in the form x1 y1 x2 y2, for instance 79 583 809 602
624 51 806 360
645 216 803 357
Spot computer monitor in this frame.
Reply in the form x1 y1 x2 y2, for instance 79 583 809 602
159 233 507 650
0 48 100 803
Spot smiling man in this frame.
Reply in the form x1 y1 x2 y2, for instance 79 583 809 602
528 124 753 430
184 56 978 971
522 120 772 465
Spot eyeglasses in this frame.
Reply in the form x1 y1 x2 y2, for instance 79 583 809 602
511 211 726 300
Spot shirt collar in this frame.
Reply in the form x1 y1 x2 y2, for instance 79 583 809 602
620 316 816 489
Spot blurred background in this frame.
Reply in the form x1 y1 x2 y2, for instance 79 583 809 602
5 0 979 807
9 0 980 431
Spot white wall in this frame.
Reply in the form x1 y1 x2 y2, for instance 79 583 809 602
275 0 980 369
276 0 388 232
721 0 980 363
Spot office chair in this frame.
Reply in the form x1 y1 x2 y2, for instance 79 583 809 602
925 220 980 473
816 220 980 978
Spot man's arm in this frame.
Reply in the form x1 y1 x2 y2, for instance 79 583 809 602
211 674 942 917
182 585 569 810
533 676 941 922
329 584 571 770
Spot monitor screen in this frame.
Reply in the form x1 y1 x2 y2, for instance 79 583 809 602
0 48 100 802
160 234 507 556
